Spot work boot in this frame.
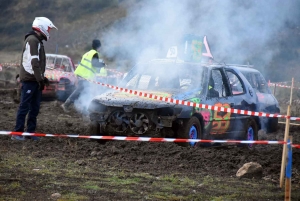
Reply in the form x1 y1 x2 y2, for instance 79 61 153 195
28 136 40 141
11 135 25 141
61 104 70 113
61 99 71 113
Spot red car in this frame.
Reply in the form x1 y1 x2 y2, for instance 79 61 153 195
43 54 77 100
14 54 77 102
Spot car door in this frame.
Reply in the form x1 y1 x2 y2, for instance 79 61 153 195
205 67 236 135
224 68 257 133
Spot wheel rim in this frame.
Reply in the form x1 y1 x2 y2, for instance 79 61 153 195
247 126 254 148
189 125 198 146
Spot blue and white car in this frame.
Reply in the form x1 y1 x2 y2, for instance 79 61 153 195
88 59 280 147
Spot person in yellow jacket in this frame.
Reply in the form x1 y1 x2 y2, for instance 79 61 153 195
61 39 105 112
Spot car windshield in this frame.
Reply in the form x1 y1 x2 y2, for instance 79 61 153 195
122 61 205 91
46 56 73 72
241 71 271 94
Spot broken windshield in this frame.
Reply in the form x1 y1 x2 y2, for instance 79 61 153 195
122 61 205 91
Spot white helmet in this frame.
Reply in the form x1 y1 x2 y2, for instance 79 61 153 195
32 17 57 41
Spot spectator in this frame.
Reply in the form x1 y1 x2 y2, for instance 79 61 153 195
12 17 57 141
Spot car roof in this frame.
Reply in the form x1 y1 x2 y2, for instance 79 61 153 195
144 59 260 72
46 54 71 59
230 66 260 73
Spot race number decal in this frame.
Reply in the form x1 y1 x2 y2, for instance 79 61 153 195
166 46 178 58
201 110 212 128
211 103 231 134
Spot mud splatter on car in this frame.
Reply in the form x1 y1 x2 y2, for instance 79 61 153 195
88 59 280 147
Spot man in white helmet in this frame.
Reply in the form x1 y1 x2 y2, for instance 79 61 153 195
12 17 57 141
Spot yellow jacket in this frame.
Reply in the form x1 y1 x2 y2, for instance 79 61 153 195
74 49 99 79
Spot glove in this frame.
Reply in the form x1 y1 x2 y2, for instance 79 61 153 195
38 81 45 91
43 77 50 87
99 62 105 67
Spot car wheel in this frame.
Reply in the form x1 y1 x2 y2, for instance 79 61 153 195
244 118 258 149
176 116 202 147
89 121 108 144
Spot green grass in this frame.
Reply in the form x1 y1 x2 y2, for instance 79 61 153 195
59 192 89 200
104 175 141 185
0 151 299 200
82 183 102 191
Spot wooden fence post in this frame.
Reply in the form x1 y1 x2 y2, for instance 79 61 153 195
280 78 294 187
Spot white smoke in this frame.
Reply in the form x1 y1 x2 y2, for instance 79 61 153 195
101 0 299 68
74 0 299 115
73 79 109 115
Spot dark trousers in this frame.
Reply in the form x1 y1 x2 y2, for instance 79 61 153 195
14 81 42 132
65 80 88 104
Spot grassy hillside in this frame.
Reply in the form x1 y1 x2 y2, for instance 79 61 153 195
0 0 126 63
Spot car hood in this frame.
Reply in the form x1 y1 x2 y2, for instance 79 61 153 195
44 69 76 83
92 88 200 109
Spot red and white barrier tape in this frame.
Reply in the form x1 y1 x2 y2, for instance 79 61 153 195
1 131 299 148
82 78 300 121
106 68 124 76
268 82 300 90
0 63 19 67
45 69 122 79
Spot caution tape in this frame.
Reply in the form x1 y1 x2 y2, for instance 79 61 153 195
106 68 124 76
81 78 300 121
268 82 300 90
44 69 123 79
0 63 20 67
1 131 299 148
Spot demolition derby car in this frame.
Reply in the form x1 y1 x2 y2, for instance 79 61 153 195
88 59 280 147
14 54 77 102
43 54 77 100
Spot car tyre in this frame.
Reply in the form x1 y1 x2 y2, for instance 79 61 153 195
176 116 202 147
244 118 258 149
89 121 108 144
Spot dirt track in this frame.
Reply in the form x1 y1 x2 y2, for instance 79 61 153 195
0 88 300 200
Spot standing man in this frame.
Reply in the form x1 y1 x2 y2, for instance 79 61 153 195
61 39 105 113
12 17 57 141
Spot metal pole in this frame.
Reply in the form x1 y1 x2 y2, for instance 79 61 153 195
55 44 58 54
284 136 292 201
273 84 276 95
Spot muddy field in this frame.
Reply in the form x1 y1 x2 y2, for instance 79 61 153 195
0 87 300 200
